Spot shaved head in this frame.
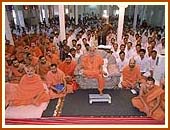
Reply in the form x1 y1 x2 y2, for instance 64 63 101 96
89 46 96 51
89 46 96 57
129 58 136 64
129 58 136 68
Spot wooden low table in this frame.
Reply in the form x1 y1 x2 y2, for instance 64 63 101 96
89 94 111 104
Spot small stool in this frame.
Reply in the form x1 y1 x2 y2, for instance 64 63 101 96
89 94 111 104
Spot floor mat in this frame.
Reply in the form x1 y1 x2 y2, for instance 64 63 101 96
61 89 146 117
41 99 58 117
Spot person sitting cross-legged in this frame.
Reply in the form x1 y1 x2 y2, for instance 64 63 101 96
121 58 142 89
59 55 78 92
6 65 50 106
132 77 165 121
46 64 68 99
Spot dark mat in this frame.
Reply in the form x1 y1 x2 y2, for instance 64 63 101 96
61 89 146 117
41 98 58 117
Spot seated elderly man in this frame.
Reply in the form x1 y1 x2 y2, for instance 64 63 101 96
6 66 50 106
75 45 121 91
77 46 106 95
121 58 142 89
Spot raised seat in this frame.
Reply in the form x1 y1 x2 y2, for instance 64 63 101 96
74 49 121 89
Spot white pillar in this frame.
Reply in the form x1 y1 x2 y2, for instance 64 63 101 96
18 10 25 27
149 10 154 24
44 5 49 25
139 5 145 25
52 5 54 18
59 5 66 41
107 5 109 24
54 5 59 15
84 5 86 13
68 5 70 17
39 5 43 22
133 5 138 30
143 6 147 21
117 5 128 44
128 5 133 18
48 5 52 19
75 5 78 25
5 11 14 45
13 5 20 26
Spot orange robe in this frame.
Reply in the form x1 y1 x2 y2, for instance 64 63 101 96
5 45 15 56
132 86 165 121
30 47 43 58
121 65 141 89
52 50 60 56
7 74 50 106
5 61 11 77
81 54 104 93
9 66 25 83
47 42 53 50
59 61 77 77
31 56 39 66
46 54 61 65
46 69 67 99
36 62 51 81
15 46 25 62
59 61 78 91
160 94 165 111
14 40 23 47
24 56 39 66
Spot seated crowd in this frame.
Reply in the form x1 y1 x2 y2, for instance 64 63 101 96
5 18 165 121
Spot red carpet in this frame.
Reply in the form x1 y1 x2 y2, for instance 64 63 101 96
5 116 164 125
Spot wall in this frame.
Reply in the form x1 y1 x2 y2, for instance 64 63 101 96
7 5 165 28
125 5 165 27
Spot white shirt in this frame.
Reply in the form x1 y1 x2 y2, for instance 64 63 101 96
145 52 151 59
141 36 148 49
75 50 83 61
117 58 129 72
156 44 165 55
135 56 150 73
90 36 98 47
82 33 87 39
129 35 136 45
68 53 76 62
77 38 82 46
125 48 135 60
53 36 60 47
112 49 119 60
149 57 157 71
67 34 76 47
155 39 161 46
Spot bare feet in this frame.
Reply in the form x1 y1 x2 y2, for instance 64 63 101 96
99 91 103 96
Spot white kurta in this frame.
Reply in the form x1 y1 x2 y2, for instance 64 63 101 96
117 58 129 72
135 56 150 73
